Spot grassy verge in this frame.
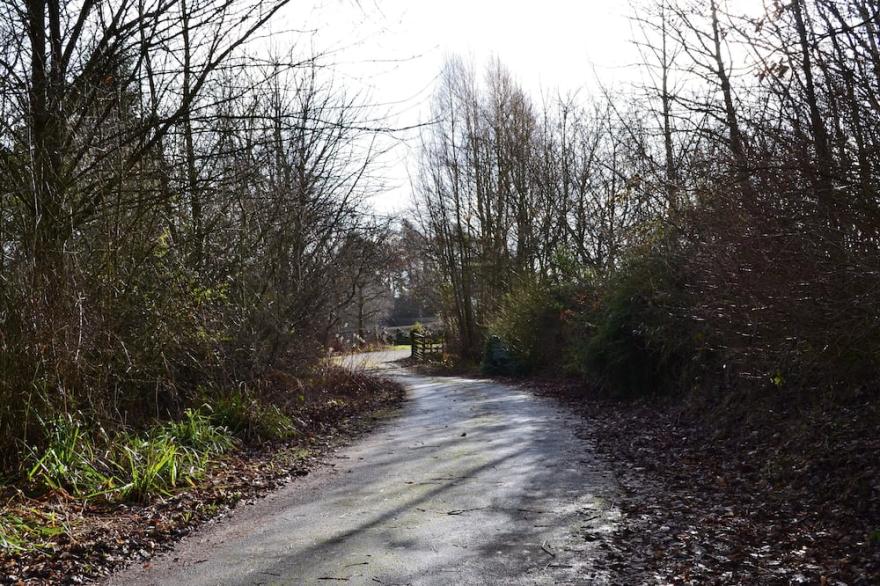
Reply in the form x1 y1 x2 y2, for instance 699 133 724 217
0 366 405 583
24 409 237 504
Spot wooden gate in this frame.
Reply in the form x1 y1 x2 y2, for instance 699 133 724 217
410 331 446 362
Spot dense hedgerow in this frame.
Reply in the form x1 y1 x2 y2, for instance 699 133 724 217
483 248 716 398
575 252 701 397
483 280 570 376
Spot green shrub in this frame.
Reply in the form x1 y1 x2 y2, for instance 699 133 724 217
480 252 707 396
487 280 572 375
393 329 411 346
209 391 297 443
111 435 190 502
576 252 697 397
481 335 520 376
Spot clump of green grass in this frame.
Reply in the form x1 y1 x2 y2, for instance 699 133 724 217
25 414 114 497
24 411 234 503
110 410 234 502
0 509 70 553
110 435 198 503
155 408 235 454
209 391 297 443
0 512 29 553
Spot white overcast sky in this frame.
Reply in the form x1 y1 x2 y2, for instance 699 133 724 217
268 0 761 214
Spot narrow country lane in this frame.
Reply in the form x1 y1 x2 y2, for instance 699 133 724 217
107 352 620 585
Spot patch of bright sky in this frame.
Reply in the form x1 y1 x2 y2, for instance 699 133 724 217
266 0 765 215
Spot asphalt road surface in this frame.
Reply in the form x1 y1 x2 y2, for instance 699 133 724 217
107 351 619 585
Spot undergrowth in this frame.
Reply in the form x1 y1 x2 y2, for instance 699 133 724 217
0 401 293 552
24 409 236 504
17 386 306 506
0 367 405 572
12 365 397 508
0 508 71 554
483 251 711 398
209 390 297 443
25 414 110 497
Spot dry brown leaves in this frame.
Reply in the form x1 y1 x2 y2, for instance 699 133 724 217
527 380 880 585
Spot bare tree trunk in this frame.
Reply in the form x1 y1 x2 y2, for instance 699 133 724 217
659 5 678 215
181 0 202 269
709 0 746 175
792 0 836 232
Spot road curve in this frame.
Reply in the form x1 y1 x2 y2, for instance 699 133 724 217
331 348 411 370
107 354 619 585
